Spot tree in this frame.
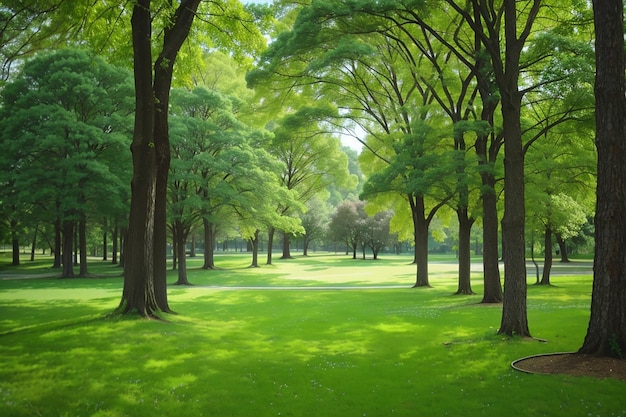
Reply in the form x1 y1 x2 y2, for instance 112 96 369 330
119 0 202 316
362 209 394 260
300 195 330 256
329 200 367 259
0 48 133 277
578 0 626 358
266 106 355 263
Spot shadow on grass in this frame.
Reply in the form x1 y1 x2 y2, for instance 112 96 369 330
1 287 622 417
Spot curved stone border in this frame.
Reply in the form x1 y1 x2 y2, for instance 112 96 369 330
511 351 575 375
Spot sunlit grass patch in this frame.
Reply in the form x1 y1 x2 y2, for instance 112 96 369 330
1 254 622 417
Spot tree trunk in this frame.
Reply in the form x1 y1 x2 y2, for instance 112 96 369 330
455 209 475 295
250 230 260 268
266 227 275 265
78 216 88 277
473 0 503 305
539 226 552 285
111 219 118 264
118 0 161 316
30 224 38 262
498 94 530 336
61 221 74 278
555 233 570 263
579 0 626 357
173 220 191 285
411 195 430 287
189 235 196 257
10 219 19 266
303 238 310 256
73 225 78 266
281 232 293 259
119 226 126 269
497 0 535 338
102 218 108 261
53 217 61 268
118 0 200 317
481 184 503 302
202 218 216 269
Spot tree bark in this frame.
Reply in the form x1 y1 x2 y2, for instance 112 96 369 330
10 219 19 266
266 227 275 265
202 218 216 269
480 178 503 302
455 209 475 295
539 226 552 285
281 232 293 259
579 0 626 357
53 217 61 268
474 40 503 303
250 230 260 268
497 0 538 338
411 195 430 287
173 220 191 285
118 0 200 317
111 219 118 264
78 216 88 277
61 221 74 278
102 218 108 261
118 0 159 316
30 224 38 262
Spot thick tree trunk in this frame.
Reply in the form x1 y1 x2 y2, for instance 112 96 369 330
202 218 216 269
411 195 430 287
497 0 536 338
61 221 74 278
118 0 161 316
118 0 200 317
555 233 570 263
455 209 475 295
539 226 552 285
473 5 503 304
281 232 293 259
498 94 529 336
481 183 503 302
579 0 626 357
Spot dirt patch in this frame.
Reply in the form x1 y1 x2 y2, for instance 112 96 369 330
513 353 626 380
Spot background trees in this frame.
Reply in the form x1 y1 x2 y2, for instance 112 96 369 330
0 0 617 357
0 48 133 277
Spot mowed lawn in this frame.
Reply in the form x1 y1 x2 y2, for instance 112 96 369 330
0 253 623 417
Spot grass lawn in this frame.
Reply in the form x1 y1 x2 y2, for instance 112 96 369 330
0 252 623 417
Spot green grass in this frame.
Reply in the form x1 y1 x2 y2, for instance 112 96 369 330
0 253 623 417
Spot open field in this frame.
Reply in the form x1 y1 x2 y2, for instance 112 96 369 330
0 253 623 417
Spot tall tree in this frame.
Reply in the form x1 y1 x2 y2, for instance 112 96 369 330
267 106 355 263
119 0 201 316
579 0 626 358
0 48 133 277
